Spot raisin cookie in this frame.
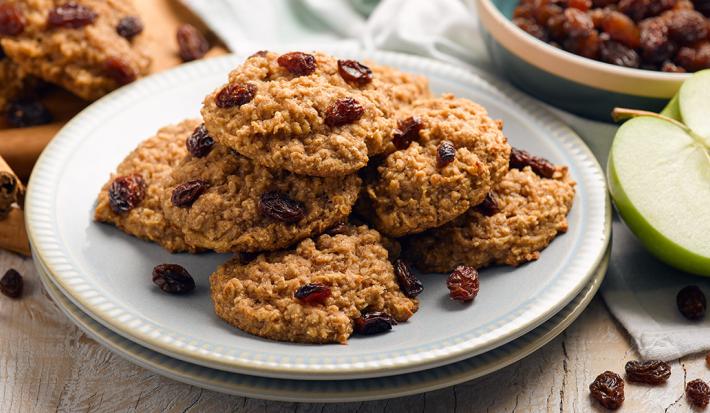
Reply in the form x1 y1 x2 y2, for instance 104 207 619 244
0 56 27 111
201 51 399 177
210 225 418 344
371 63 431 113
0 0 151 100
161 142 361 253
406 166 576 273
95 119 196 252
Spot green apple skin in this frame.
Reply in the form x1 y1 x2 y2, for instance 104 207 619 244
608 117 710 276
661 94 681 120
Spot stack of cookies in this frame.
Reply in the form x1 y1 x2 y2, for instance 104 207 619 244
95 50 576 344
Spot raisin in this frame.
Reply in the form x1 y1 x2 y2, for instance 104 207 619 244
171 180 209 207
695 0 710 15
436 140 456 168
248 50 269 59
666 10 708 44
177 24 209 62
600 39 641 67
447 265 479 302
47 3 97 29
661 61 685 72
108 174 146 214
618 0 650 21
568 0 592 11
589 371 625 410
676 285 706 320
354 312 397 335
624 360 671 384
0 44 4 60
601 11 640 48
514 17 549 41
514 3 534 18
509 147 556 178
294 283 331 305
116 16 143 40
337 59 373 85
563 30 601 58
649 0 677 15
5 101 53 128
639 18 675 63
547 14 568 40
687 379 710 407
277 52 317 76
392 116 422 150
394 259 423 298
676 42 710 72
0 3 25 36
103 57 136 85
258 191 306 223
563 8 594 37
0 268 23 298
534 2 564 26
152 264 195 294
324 97 364 127
186 124 214 158
215 82 257 108
325 222 349 236
475 194 500 217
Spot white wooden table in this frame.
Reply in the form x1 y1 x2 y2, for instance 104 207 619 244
1 251 707 412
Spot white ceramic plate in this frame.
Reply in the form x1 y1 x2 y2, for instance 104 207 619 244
26 47 610 380
35 246 609 402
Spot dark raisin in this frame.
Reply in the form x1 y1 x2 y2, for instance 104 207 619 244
354 312 397 335
569 0 593 10
0 44 5 60
394 259 423 298
277 52 317 76
324 97 364 127
0 3 25 36
624 360 671 384
177 24 210 62
564 30 601 59
337 59 373 85
563 8 594 37
152 264 195 294
186 124 214 158
47 3 97 29
171 180 209 207
475 194 500 217
600 39 641 67
392 116 423 150
258 191 306 223
103 57 137 85
686 379 710 408
661 61 685 72
676 285 706 320
514 3 534 19
108 174 146 214
215 82 257 108
514 17 549 41
447 265 479 302
5 101 53 128
0 268 23 298
589 371 625 410
601 10 640 48
534 2 564 26
294 283 331 305
325 222 349 236
436 140 456 168
676 43 710 72
248 50 269 59
509 147 556 178
667 10 708 45
639 18 675 63
618 0 650 21
547 14 568 40
116 16 143 40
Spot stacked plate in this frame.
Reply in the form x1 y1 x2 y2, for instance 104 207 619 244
25 49 611 402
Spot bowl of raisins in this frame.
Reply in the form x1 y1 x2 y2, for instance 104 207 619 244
473 0 708 121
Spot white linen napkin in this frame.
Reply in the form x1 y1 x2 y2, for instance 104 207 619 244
181 0 710 361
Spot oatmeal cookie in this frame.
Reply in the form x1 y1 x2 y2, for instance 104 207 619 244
371 63 431 113
161 142 361 253
406 166 576 273
201 51 399 177
0 56 27 111
210 225 418 344
0 0 151 100
95 119 196 252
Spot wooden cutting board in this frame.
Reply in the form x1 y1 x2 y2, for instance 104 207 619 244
0 0 228 180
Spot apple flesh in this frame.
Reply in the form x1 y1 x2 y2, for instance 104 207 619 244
679 70 710 146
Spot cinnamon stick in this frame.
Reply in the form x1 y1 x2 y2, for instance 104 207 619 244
0 208 30 256
0 153 23 218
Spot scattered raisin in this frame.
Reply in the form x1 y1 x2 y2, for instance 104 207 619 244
116 16 143 40
392 116 423 150
103 57 136 85
601 10 640 48
0 268 23 298
394 259 423 298
436 140 456 168
5 101 53 128
324 97 364 127
258 191 306 223
676 285 706 320
108 174 146 214
177 24 209 62
337 59 373 85
600 39 641 67
624 360 671 384
447 265 479 302
589 371 625 410
171 180 209 207
152 264 195 294
277 52 317 76
475 194 500 217
186 124 214 158
248 50 269 59
47 3 97 29
294 283 331 305
215 82 257 108
509 147 556 178
686 379 710 408
354 312 397 335
0 3 24 36
325 222 349 236
666 9 708 44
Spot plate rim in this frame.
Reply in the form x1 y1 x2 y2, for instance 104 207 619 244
25 48 612 379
